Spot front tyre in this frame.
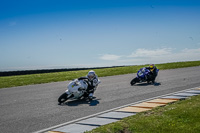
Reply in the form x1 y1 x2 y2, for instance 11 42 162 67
130 78 139 85
58 93 68 104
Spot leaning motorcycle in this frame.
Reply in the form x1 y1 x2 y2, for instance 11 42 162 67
58 79 88 105
130 67 159 85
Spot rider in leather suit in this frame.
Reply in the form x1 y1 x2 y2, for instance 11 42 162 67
145 64 158 83
78 70 100 100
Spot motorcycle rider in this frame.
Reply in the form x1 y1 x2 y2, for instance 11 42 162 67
145 64 158 83
78 70 100 100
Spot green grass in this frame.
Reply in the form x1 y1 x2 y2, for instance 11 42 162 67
85 94 200 133
0 60 200 88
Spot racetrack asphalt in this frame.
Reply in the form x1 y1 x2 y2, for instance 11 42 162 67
0 66 200 133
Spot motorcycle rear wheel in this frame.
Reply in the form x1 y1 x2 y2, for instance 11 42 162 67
58 93 68 104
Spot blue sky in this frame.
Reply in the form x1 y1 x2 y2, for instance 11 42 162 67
0 0 200 71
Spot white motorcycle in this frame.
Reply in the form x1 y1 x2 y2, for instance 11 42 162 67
58 79 89 105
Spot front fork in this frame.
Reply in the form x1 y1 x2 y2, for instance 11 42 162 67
65 90 72 98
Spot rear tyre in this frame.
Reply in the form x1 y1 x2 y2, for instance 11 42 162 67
58 93 68 104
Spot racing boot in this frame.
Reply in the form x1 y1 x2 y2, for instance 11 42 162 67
88 93 93 100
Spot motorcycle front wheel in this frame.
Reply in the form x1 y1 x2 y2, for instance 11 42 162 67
58 93 68 104
130 77 139 85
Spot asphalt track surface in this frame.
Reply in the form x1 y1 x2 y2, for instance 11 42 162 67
0 66 200 133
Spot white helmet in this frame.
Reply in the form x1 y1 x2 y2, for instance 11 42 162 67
87 70 96 81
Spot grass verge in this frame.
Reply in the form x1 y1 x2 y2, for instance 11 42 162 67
85 94 200 133
0 60 200 88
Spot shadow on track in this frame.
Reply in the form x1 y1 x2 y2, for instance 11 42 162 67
134 82 161 86
62 97 100 106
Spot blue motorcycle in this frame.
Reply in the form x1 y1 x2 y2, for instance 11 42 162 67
130 67 159 85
